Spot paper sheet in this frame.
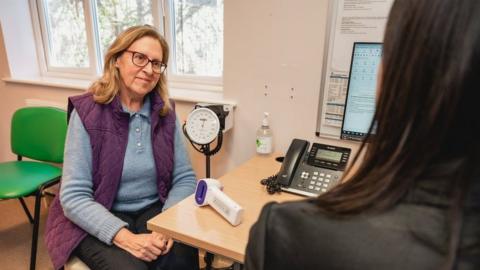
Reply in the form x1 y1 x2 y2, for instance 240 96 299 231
318 0 393 133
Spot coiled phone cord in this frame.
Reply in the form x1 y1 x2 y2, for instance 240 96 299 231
260 174 282 194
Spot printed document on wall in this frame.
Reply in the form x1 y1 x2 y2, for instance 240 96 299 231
317 0 393 137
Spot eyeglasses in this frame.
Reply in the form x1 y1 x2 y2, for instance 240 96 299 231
124 50 167 74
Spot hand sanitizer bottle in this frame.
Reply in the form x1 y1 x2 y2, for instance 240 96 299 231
256 112 273 154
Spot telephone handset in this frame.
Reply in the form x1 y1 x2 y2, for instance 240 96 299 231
277 139 309 186
275 138 351 197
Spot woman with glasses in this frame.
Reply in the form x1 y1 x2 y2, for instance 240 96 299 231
45 25 199 270
245 0 480 269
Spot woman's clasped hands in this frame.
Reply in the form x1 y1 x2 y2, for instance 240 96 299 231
113 228 174 262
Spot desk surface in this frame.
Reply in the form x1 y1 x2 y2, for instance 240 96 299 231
147 153 302 263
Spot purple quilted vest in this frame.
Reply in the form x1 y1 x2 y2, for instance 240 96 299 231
44 91 176 270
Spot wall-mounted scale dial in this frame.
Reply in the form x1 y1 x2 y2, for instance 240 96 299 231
183 104 232 176
184 107 221 145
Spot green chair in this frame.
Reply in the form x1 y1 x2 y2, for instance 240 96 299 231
0 107 67 270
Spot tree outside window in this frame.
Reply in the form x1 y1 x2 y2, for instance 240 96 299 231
36 0 223 81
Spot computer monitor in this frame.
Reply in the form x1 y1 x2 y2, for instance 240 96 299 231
341 42 383 141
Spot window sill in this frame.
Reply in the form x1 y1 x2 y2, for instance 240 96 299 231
2 76 236 106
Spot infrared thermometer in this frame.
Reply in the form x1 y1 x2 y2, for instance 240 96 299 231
194 178 244 226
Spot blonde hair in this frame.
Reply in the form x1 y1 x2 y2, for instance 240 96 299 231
90 25 171 116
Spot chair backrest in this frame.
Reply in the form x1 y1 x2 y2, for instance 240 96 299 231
11 106 67 163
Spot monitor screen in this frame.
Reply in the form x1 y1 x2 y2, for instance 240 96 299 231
341 42 382 141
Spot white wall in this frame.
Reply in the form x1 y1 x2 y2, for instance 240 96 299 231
0 0 360 179
222 0 359 169
0 0 39 77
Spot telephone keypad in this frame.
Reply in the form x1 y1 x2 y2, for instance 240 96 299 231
287 163 343 197
299 169 337 191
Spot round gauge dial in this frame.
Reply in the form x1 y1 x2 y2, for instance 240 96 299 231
185 107 220 145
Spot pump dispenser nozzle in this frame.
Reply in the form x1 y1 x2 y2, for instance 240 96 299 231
262 112 270 127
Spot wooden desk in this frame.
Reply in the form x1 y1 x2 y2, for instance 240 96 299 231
147 154 302 263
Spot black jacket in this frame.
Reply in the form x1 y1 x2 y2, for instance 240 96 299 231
245 169 480 270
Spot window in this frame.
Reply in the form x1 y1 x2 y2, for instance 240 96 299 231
169 0 223 77
31 0 223 88
95 0 154 64
41 0 89 68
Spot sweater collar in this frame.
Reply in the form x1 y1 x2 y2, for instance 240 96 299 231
111 90 165 116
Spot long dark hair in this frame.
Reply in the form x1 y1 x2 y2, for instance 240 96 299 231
317 0 480 267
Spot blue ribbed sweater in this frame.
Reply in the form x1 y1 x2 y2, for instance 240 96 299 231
60 98 196 244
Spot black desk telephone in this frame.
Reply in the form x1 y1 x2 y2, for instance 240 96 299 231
273 139 351 197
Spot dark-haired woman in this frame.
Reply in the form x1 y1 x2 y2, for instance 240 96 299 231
245 0 480 269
